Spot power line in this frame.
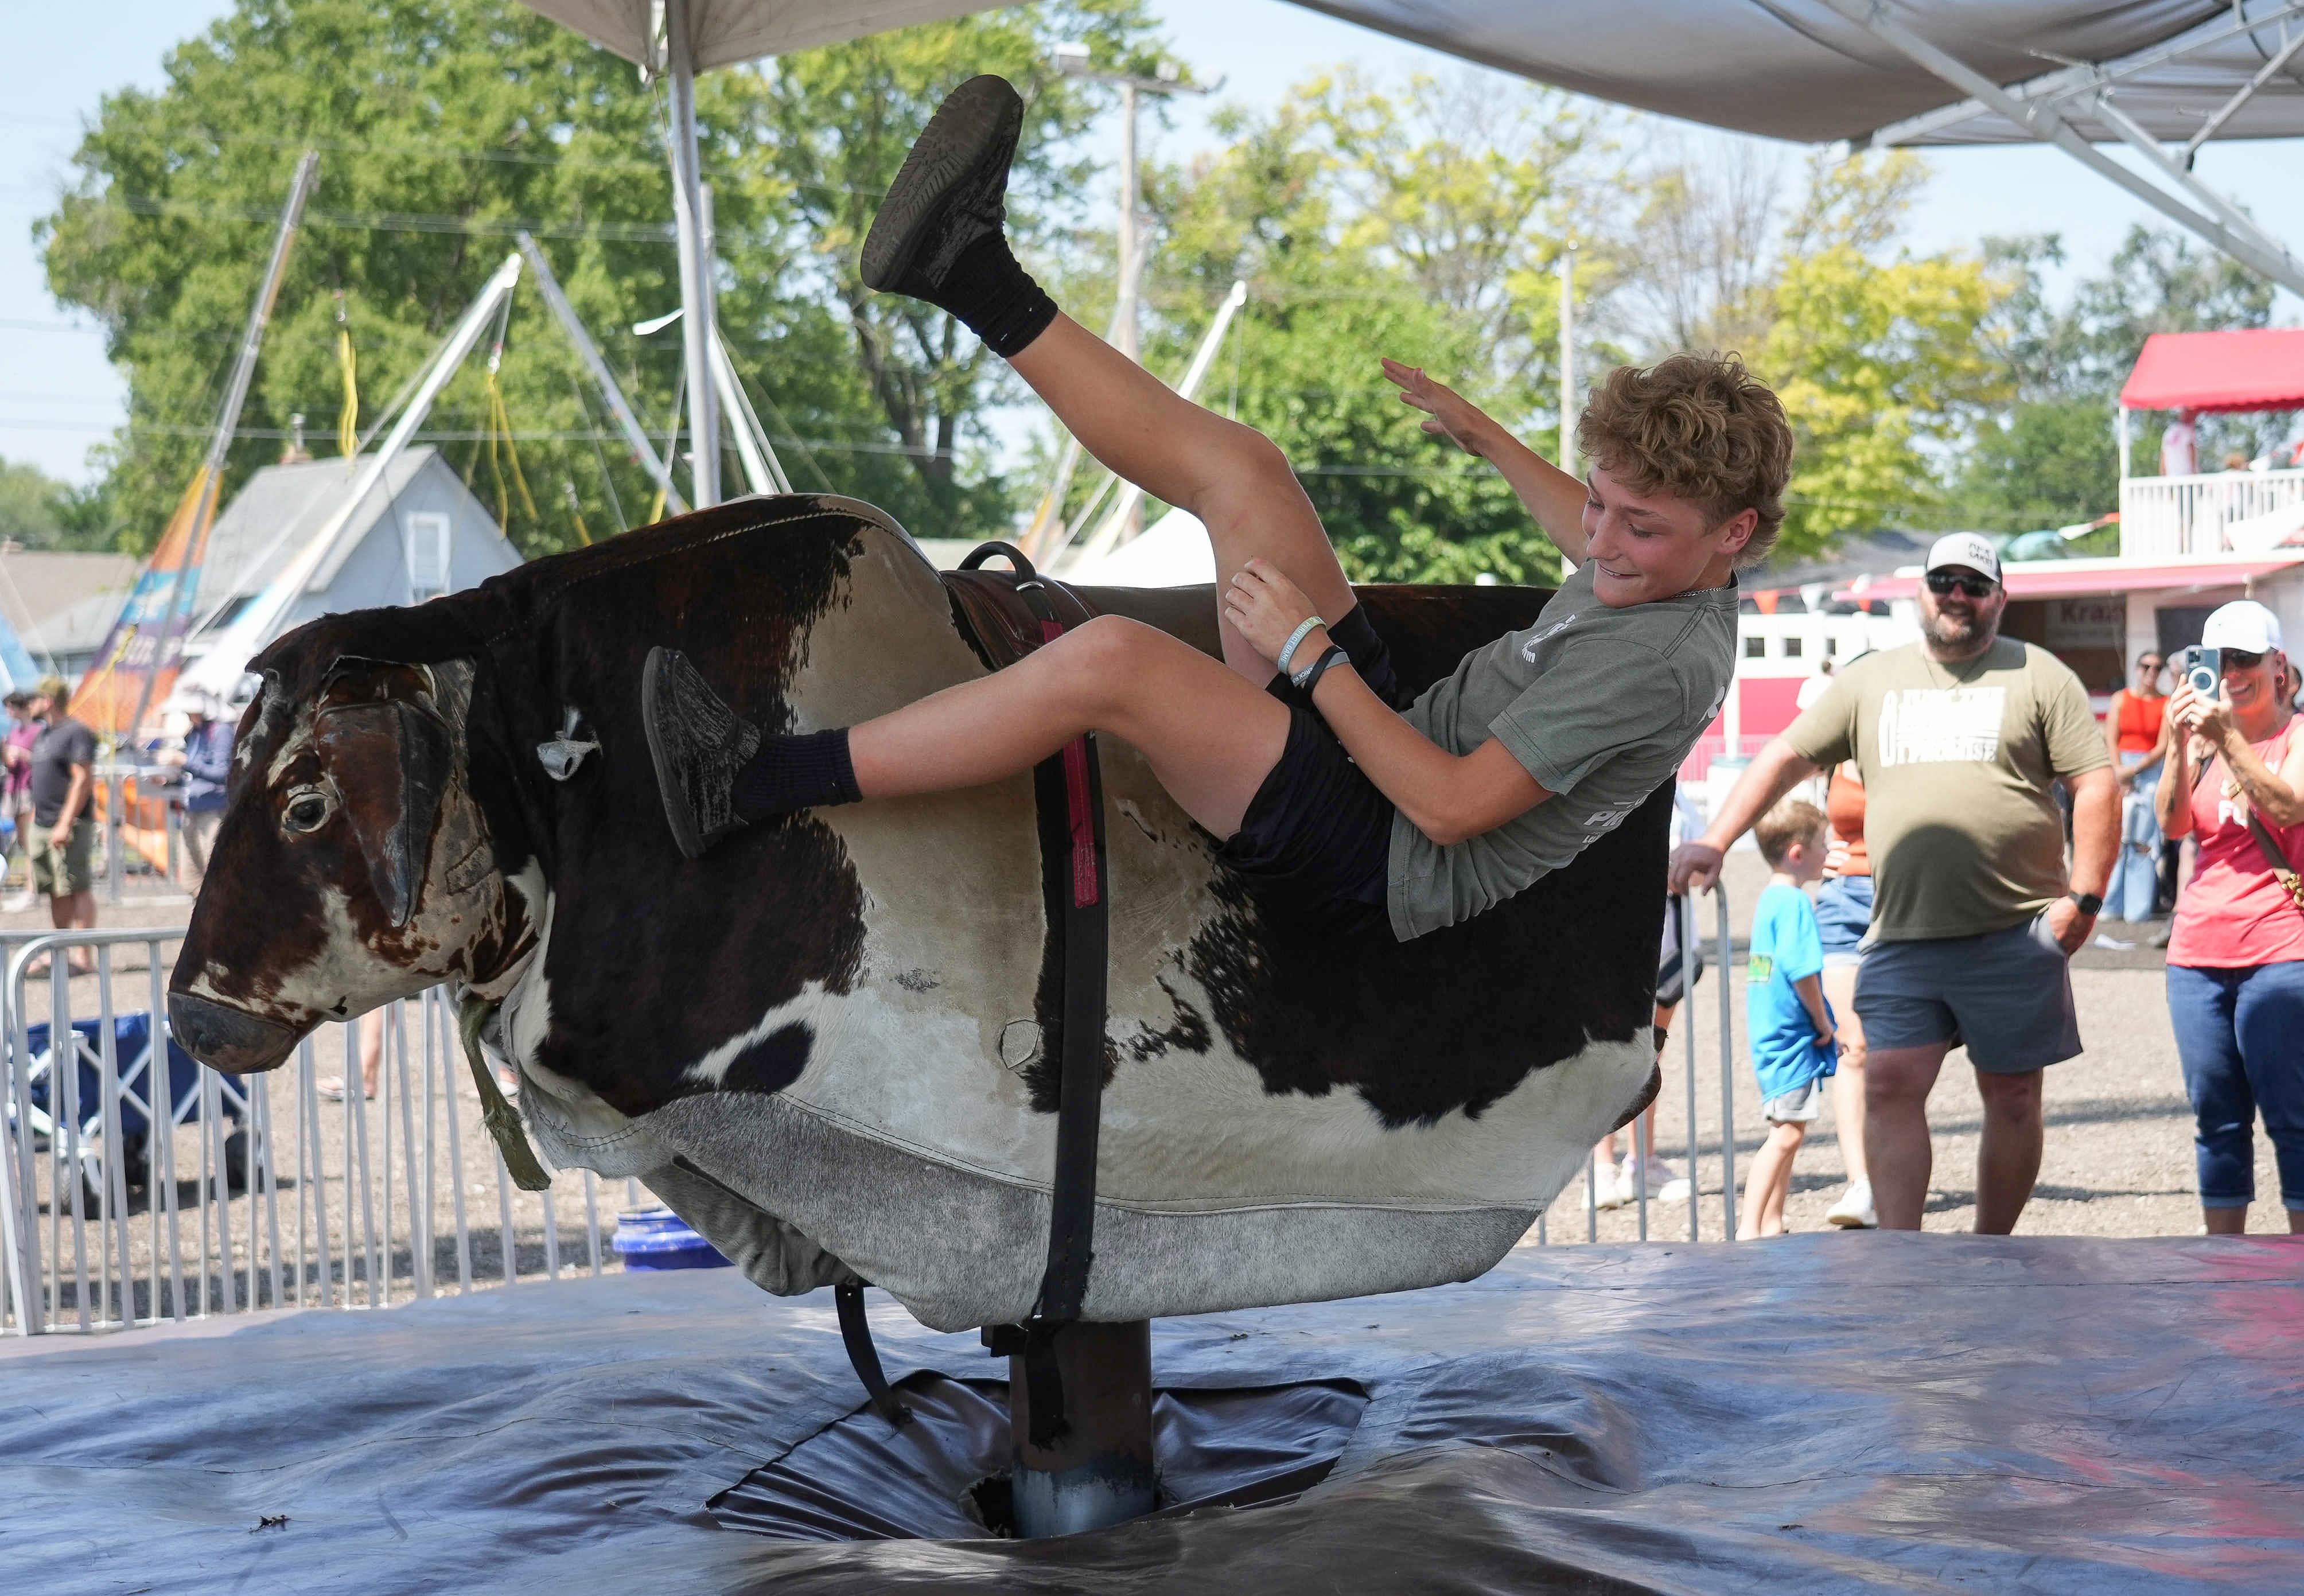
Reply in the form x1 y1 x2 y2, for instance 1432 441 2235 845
106 192 678 243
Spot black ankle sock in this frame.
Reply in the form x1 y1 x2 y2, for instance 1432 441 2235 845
731 729 862 823
932 233 1058 358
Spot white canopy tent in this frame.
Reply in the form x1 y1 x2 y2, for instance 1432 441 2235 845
521 0 2304 502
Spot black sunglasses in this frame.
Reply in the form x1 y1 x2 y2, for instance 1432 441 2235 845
1925 570 1998 599
2137 659 2164 672
2224 648 2267 670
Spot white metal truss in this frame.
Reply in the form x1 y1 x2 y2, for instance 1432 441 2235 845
1834 0 2304 297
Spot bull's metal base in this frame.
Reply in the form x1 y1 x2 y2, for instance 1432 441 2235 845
1006 1319 1156 1537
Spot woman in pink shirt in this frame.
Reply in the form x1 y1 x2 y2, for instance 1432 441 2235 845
2155 601 2304 1235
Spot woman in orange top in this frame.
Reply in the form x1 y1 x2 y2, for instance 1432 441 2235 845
2105 651 2170 922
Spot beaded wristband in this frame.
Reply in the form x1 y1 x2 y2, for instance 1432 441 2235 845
1275 616 1325 678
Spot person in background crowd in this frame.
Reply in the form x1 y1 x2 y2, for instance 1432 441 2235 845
1 691 37 912
172 690 233 881
2106 650 2171 925
26 674 97 972
1673 534 2117 1234
2161 410 2199 477
1815 754 1877 1228
1591 784 1699 1210
1737 797 1836 1239
2153 601 2304 1235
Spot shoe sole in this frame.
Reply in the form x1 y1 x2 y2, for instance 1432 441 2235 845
641 647 708 862
1825 1211 1875 1228
860 74 1021 293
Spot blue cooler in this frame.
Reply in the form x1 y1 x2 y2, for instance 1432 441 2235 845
612 1206 733 1271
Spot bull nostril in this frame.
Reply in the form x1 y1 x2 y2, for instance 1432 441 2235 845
168 992 301 1073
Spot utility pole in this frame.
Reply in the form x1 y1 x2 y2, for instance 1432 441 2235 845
1558 246 1577 473
1054 43 1215 542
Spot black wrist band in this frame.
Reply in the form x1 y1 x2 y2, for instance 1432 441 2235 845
1297 645 1351 696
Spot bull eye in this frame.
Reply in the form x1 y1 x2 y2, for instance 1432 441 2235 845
282 788 334 835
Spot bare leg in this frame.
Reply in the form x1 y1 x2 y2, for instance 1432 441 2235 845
1738 1122 1804 1239
1009 316 1355 682
1866 1042 1949 1230
1821 965 1869 1183
1971 1067 2044 1235
850 616 1291 839
2204 1205 2248 1235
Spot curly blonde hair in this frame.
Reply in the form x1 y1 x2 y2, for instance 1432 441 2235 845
1576 353 1794 568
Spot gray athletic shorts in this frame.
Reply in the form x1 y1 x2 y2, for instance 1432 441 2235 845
1763 1077 1826 1123
1854 912 2081 1073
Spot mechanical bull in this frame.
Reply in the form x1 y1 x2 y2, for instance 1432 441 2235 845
169 494 1668 1332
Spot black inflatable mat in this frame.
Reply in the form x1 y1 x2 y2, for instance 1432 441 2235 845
3 1232 2300 1593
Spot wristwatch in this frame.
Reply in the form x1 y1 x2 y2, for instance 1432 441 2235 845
2068 891 2103 917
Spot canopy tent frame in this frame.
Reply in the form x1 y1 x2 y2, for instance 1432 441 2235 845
1833 0 2304 297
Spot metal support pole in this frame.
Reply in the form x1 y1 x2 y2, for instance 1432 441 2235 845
1009 1319 1157 1536
1558 247 1577 472
1715 883 1737 1240
1824 0 2304 297
2089 94 2301 276
1680 894 1700 1244
664 0 720 509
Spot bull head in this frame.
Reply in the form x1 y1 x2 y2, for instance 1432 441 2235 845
169 652 532 1074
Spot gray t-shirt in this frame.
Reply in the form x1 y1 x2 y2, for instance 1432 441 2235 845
1386 563 1737 940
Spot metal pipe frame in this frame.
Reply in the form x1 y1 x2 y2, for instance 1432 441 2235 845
664 0 721 509
1 939 610 1336
1827 0 2304 298
1865 0 2304 147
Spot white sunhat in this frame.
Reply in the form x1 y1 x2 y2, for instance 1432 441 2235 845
2200 600 2284 655
1924 532 2002 585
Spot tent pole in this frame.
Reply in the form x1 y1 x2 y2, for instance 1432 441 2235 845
2088 95 2300 277
1825 0 2304 298
665 0 721 509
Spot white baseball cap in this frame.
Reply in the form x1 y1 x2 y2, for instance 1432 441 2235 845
2201 600 2283 655
1924 532 2002 584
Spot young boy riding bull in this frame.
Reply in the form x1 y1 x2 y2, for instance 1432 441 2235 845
643 75 1792 941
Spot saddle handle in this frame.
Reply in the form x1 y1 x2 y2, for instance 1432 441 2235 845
959 539 1042 587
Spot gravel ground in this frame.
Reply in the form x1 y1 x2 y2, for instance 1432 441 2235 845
1528 848 2287 1249
11 847 2284 1329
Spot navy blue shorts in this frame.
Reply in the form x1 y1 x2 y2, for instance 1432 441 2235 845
1219 606 1407 936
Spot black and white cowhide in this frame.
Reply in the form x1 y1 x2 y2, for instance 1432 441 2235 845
170 495 1668 1331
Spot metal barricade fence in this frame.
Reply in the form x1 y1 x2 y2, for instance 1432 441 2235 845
1531 881 1742 1247
1 929 628 1337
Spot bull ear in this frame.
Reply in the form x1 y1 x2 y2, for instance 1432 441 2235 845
314 700 450 928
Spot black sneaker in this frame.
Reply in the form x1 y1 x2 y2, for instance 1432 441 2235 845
860 75 1025 301
640 647 761 861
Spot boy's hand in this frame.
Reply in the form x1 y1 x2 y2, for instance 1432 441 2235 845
1381 359 1497 459
1223 559 1323 666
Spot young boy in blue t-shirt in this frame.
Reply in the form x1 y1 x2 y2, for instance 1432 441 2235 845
1738 797 1838 1239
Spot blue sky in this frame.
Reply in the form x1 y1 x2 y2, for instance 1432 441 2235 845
4 0 2298 486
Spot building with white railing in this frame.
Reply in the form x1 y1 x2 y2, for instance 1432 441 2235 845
2117 328 2304 560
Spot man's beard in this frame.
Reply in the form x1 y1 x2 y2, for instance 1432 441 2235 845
1923 606 1992 652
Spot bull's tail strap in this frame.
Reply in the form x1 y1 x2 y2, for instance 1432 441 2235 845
456 993 555 1192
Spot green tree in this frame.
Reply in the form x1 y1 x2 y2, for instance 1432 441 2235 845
1956 396 2118 532
1085 72 1607 585
38 0 1159 560
0 459 69 548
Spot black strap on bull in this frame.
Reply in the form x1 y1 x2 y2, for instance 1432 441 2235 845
956 539 1112 1446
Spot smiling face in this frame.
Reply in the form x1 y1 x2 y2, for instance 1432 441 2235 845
2219 644 2290 730
1917 567 2007 658
1578 463 1755 609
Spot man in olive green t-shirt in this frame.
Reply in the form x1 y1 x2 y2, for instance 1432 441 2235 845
1670 535 2118 1235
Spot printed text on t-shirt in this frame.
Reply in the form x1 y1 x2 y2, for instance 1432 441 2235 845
1875 686 2005 768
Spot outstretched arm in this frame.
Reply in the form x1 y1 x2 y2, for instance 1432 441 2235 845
1380 359 1589 564
1668 737 1820 893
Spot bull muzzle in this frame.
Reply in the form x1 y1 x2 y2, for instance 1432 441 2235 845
168 991 301 1074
